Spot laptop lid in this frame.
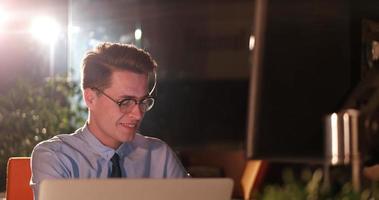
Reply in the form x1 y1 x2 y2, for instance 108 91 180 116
39 178 234 200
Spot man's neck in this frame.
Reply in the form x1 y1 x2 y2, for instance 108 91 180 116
86 120 122 150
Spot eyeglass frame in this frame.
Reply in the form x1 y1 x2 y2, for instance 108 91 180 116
91 87 155 113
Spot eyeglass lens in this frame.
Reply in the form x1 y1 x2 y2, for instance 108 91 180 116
119 97 154 113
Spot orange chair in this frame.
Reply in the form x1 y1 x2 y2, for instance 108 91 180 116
241 160 268 200
6 157 33 200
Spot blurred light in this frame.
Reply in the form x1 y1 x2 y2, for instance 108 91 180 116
134 28 142 40
331 113 338 165
30 16 61 44
343 113 350 164
89 38 102 48
372 41 379 60
0 7 9 32
69 25 81 34
120 34 133 43
0 8 7 21
249 35 255 50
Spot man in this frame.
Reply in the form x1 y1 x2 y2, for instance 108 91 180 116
30 42 189 199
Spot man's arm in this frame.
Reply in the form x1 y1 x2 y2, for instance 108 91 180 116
30 144 70 200
164 145 190 178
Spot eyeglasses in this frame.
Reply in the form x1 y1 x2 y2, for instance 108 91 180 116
92 88 155 113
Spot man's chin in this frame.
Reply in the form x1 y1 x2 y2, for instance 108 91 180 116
117 125 137 140
119 132 136 142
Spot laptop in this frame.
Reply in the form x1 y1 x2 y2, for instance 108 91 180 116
39 178 234 200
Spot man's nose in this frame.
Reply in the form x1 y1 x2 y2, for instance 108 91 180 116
128 104 143 120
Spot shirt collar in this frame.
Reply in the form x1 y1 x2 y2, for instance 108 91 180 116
80 123 115 160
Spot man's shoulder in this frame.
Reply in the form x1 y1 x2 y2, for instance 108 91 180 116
33 129 82 152
33 134 69 151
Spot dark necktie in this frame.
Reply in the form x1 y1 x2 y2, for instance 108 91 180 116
110 153 122 178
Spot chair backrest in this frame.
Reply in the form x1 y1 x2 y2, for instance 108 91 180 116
6 157 33 200
241 160 268 200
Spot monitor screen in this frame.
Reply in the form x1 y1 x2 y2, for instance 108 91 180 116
246 0 353 162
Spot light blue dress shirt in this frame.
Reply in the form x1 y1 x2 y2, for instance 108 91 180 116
30 124 189 199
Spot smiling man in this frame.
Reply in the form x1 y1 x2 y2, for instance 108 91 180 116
30 42 189 199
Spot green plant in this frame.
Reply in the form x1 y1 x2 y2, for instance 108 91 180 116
257 167 379 200
0 77 86 191
258 168 309 200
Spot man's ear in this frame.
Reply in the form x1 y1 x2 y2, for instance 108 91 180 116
83 88 97 109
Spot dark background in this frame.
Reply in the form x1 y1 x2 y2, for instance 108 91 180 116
2 0 379 162
249 0 379 161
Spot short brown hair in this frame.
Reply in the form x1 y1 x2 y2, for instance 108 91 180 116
81 42 157 91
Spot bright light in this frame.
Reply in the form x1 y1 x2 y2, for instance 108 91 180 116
119 34 133 43
68 25 81 35
89 38 102 48
343 113 350 164
0 7 9 32
331 113 339 165
134 28 142 40
30 16 61 44
249 35 255 50
0 6 8 20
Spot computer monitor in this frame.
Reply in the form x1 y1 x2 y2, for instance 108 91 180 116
246 0 353 162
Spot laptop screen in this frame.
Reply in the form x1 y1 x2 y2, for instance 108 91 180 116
39 178 234 200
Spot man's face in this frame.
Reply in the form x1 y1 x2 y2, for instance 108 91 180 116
85 70 149 149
